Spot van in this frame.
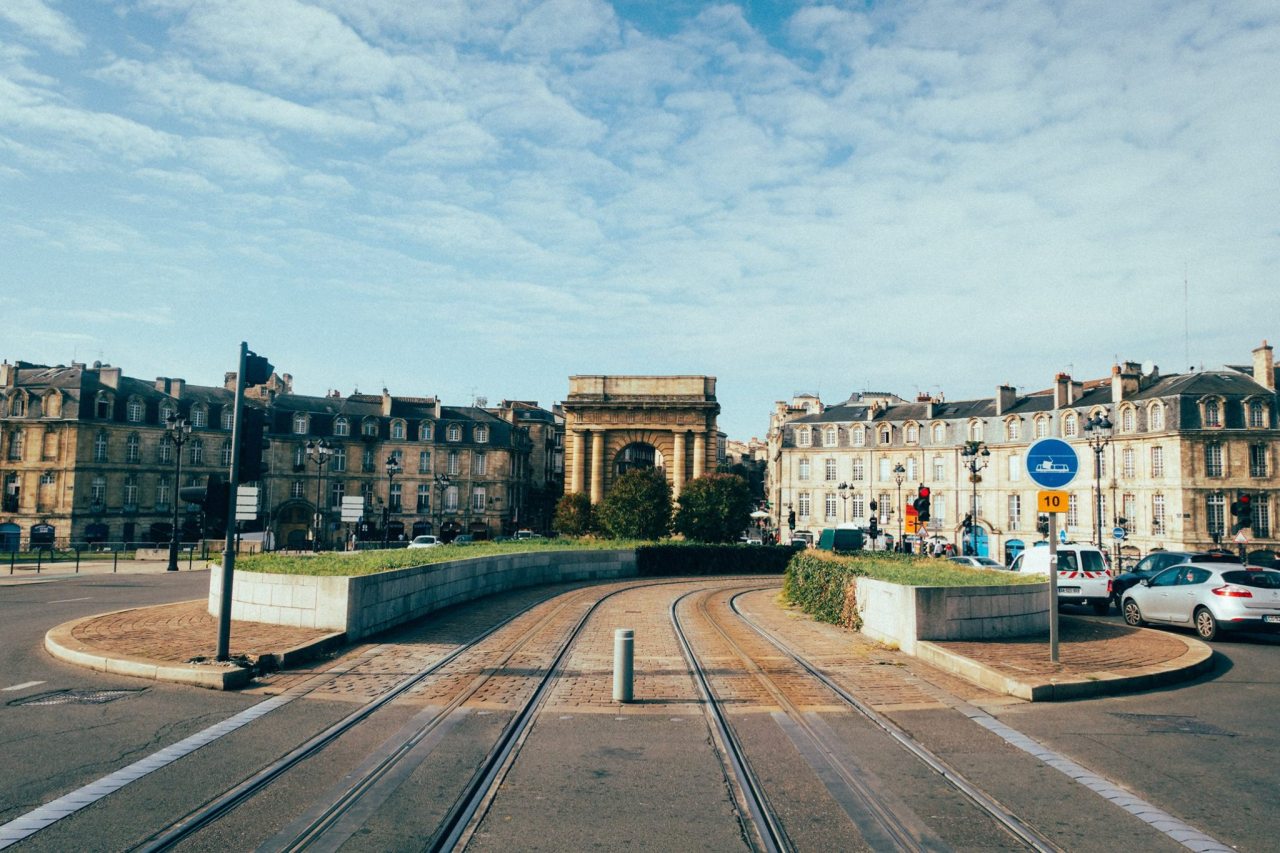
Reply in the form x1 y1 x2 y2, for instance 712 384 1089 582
816 526 864 553
1012 544 1112 614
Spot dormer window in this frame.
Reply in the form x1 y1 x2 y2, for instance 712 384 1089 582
1204 399 1222 428
1249 400 1266 428
95 392 112 419
221 408 234 430
852 427 865 448
391 420 406 440
447 424 462 442
334 417 350 437
1005 418 1021 441
361 418 379 437
904 423 919 444
931 423 945 443
968 420 984 442
419 422 434 441
293 413 309 435
475 425 489 443
822 426 837 447
879 426 891 445
1148 404 1165 431
160 401 176 423
126 398 144 423
1063 413 1079 438
1120 407 1135 433
190 405 207 428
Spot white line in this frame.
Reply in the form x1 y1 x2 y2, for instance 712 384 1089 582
0 694 295 849
48 598 91 604
1 681 45 692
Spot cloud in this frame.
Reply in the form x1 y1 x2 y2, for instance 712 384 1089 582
0 0 85 54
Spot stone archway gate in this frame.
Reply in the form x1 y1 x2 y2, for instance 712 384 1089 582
562 375 720 504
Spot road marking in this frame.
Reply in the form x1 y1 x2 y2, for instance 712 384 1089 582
0 694 295 849
1 681 45 693
47 597 91 604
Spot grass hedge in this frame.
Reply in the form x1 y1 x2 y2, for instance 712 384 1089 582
636 543 793 576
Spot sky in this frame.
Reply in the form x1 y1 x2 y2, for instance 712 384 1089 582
2 1 1278 440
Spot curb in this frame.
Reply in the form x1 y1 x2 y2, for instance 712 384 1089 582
44 607 347 691
913 627 1214 701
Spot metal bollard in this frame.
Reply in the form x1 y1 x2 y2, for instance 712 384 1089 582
612 628 634 703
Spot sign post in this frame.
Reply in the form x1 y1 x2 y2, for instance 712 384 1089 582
1028 439 1080 664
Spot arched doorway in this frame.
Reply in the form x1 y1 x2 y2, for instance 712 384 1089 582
614 442 663 476
440 519 463 543
411 521 433 538
0 522 19 552
1004 538 1025 566
961 525 989 557
275 502 313 551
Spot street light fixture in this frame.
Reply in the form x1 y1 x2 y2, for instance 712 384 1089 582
434 473 451 537
837 481 851 522
383 453 401 548
164 414 192 571
306 439 333 551
960 440 991 556
892 463 906 552
1083 410 1113 549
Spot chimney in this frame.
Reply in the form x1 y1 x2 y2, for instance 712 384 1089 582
1053 373 1072 409
995 384 1017 416
381 388 393 417
224 372 238 391
157 377 185 397
1111 363 1139 403
916 392 934 419
97 365 121 389
1253 340 1275 391
0 361 12 388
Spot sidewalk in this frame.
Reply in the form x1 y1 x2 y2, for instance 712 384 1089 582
43 596 1213 698
1 558 212 585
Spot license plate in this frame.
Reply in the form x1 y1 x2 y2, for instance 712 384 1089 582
1263 615 1280 624
1060 587 1081 594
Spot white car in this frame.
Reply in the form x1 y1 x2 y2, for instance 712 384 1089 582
407 535 441 549
1122 564 1280 641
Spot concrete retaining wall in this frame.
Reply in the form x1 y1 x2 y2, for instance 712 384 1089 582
208 549 638 640
854 578 1050 653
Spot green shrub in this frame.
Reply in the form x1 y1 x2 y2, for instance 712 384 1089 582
553 492 595 536
636 543 792 576
596 468 672 540
672 473 753 543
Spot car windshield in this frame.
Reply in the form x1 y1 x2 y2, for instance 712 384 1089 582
1221 570 1280 589
1079 551 1106 572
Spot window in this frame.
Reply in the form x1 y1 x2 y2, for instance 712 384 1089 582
191 406 207 428
798 458 810 481
332 446 347 473
473 452 487 475
906 457 917 480
1063 414 1078 438
390 482 402 512
796 428 811 448
159 401 175 423
293 413 308 435
1207 493 1226 538
878 458 890 481
1205 442 1223 477
447 424 462 442
968 421 984 442
1151 446 1164 478
931 423 945 444
1008 493 1022 530
1149 404 1165 431
330 480 345 509
1152 494 1166 535
1250 444 1269 477
932 456 945 481
156 481 171 510
1249 400 1265 428
472 487 486 512
1066 493 1079 528
334 417 350 437
389 449 403 467
852 428 865 448
291 481 305 499
9 395 26 417
823 427 837 447
93 431 108 462
851 458 864 481
159 437 173 464
123 476 138 510
90 476 106 507
879 426 891 445
126 398 144 423
221 408 234 430
931 493 946 524
1006 419 1020 441
878 493 891 519
1008 454 1021 482
419 422 434 441
419 450 431 473
1035 418 1049 439
444 485 459 511
1122 493 1136 528
190 438 203 465
824 458 837 481
905 424 918 444
220 442 233 467
361 448 375 472
126 434 140 463
825 492 837 520
96 393 111 419
1120 407 1135 432
852 493 865 520
475 425 488 443
391 420 405 440
6 429 23 461
1205 399 1221 427
448 450 460 475
362 419 379 437
1122 448 1135 479
417 484 431 511
39 471 56 486
798 492 811 519
1255 498 1272 538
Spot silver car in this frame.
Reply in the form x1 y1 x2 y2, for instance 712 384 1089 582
1122 563 1280 641
948 555 1007 569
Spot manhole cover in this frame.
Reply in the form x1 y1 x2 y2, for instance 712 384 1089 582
1110 712 1235 737
9 688 147 707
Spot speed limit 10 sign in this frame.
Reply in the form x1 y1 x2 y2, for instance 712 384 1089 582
1037 490 1068 513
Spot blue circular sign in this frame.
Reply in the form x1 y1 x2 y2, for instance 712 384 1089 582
1113 526 1126 540
1026 438 1079 488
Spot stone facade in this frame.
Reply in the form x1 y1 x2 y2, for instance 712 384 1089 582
561 375 720 503
0 360 563 548
768 342 1278 564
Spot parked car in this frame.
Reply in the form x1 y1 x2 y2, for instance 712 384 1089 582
948 555 1006 569
817 526 864 553
1111 550 1239 610
1012 544 1112 615
407 535 441 549
452 534 476 545
514 530 543 540
1122 564 1280 640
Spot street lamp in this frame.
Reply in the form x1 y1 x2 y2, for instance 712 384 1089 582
434 473 451 537
383 454 401 548
306 439 333 551
892 463 906 551
164 414 192 571
838 482 851 523
960 440 991 556
1084 410 1113 549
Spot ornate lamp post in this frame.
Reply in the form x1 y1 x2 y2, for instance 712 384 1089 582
960 440 990 556
164 414 192 571
306 439 333 551
383 454 401 548
892 463 906 551
434 473 451 537
1084 410 1113 549
838 482 850 523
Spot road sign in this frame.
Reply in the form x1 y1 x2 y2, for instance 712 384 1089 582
1113 526 1126 541
340 496 364 523
1027 438 1079 489
1234 530 1250 544
1037 490 1068 513
904 505 919 534
1059 527 1068 544
234 485 259 522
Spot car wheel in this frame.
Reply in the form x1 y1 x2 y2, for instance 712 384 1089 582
1194 607 1219 641
1122 599 1144 627
1092 600 1110 616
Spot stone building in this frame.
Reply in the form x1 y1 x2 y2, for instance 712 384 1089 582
768 342 1278 564
0 359 563 549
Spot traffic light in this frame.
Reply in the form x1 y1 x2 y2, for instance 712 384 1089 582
1232 493 1254 532
179 475 230 521
244 350 274 387
238 406 268 482
913 486 931 523
788 509 796 528
869 500 878 514
1037 514 1050 536
868 516 879 538
962 512 973 531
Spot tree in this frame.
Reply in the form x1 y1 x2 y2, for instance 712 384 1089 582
597 468 672 540
553 492 595 536
673 473 754 543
